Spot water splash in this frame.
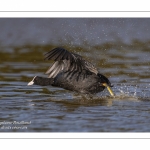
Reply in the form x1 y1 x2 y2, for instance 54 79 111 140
114 83 150 101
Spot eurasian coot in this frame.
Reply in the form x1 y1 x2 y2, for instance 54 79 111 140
28 47 114 96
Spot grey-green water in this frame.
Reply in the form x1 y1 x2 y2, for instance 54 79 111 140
0 18 150 132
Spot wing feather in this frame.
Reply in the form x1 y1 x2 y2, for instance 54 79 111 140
44 47 98 78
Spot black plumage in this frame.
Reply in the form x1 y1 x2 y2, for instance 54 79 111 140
28 47 114 96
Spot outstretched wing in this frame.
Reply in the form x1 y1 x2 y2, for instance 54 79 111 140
44 47 98 78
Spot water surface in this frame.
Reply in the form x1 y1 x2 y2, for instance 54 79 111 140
0 18 150 132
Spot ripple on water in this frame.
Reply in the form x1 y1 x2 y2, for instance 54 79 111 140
0 41 150 132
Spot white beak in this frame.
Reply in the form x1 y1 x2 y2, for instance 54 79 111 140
27 80 34 86
27 76 36 86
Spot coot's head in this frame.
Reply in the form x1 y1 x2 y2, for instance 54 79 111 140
28 76 37 85
28 76 54 86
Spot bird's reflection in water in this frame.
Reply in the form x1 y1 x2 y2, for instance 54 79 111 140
44 94 113 112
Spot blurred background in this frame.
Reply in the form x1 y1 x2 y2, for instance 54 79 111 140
0 18 150 132
1 18 150 46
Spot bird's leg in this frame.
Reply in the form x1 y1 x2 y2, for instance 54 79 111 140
102 83 115 96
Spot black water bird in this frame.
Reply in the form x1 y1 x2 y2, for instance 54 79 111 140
28 47 114 96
